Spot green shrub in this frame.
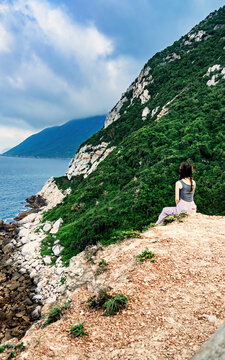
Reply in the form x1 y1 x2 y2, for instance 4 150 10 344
0 343 25 358
87 289 128 316
95 259 108 276
136 248 155 262
44 306 62 326
69 322 88 337
59 276 67 284
44 299 72 326
163 212 187 225
87 289 112 309
102 294 128 316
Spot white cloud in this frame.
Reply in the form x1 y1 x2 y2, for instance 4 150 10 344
0 125 34 152
0 24 13 53
14 0 113 60
0 0 140 144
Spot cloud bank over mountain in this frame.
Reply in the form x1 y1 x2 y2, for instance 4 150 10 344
0 0 224 152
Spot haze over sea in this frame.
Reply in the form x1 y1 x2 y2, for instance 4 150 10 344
0 156 70 222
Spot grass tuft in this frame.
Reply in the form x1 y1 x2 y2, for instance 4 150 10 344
69 322 88 337
102 294 128 316
95 259 108 276
136 248 155 263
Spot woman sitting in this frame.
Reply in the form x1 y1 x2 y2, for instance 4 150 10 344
156 161 197 225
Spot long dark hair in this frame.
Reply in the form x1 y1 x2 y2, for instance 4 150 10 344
179 161 194 193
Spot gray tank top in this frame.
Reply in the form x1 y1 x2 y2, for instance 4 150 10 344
179 180 195 202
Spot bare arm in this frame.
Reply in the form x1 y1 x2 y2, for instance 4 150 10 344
175 181 182 205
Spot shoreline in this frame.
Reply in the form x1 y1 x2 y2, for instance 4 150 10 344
0 155 71 161
0 177 72 343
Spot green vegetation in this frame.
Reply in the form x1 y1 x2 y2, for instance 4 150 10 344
102 294 128 316
41 7 225 266
59 276 67 284
95 259 108 276
69 322 88 338
87 289 112 309
163 212 188 225
136 248 155 262
44 305 62 326
44 299 72 326
87 289 128 316
0 343 25 359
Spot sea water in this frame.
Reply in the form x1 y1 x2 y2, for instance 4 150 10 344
0 156 70 221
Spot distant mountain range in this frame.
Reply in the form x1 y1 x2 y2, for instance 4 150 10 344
2 115 105 159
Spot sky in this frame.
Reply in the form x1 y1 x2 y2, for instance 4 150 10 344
0 0 224 152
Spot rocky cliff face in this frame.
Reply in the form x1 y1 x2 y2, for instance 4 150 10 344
66 143 116 180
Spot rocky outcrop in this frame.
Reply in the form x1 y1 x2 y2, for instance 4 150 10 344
66 142 116 180
142 107 150 120
37 177 71 210
0 221 40 342
104 96 128 128
184 30 206 45
104 66 153 129
203 64 225 86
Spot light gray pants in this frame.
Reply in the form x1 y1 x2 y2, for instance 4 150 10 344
156 199 197 225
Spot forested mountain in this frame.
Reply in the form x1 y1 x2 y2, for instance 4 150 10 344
2 115 105 159
41 6 225 266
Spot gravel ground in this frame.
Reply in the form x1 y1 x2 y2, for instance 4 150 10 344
2 213 224 360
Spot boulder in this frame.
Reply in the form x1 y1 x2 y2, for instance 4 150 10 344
52 244 63 256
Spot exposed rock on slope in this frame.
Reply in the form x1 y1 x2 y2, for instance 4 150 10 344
66 143 116 180
7 213 225 360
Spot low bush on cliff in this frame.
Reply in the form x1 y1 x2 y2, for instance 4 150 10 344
69 322 88 338
136 248 155 263
87 289 128 316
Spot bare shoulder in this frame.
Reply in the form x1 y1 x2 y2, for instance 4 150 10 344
176 180 182 188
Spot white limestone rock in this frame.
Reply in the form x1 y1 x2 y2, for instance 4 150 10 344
37 177 71 211
204 64 225 86
151 106 160 117
21 240 41 257
142 107 150 120
207 75 219 86
66 142 116 179
204 64 221 76
140 89 151 104
52 244 64 256
50 218 63 234
43 256 52 265
104 66 152 129
18 228 29 239
104 96 128 128
19 213 37 225
43 222 52 232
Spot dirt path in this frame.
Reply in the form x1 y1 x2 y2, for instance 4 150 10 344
4 213 224 360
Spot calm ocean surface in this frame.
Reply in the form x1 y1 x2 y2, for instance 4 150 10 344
0 156 70 222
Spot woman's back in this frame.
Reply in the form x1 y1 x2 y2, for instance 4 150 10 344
179 179 196 202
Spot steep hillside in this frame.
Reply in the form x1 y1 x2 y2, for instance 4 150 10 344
2 115 105 159
41 7 225 266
